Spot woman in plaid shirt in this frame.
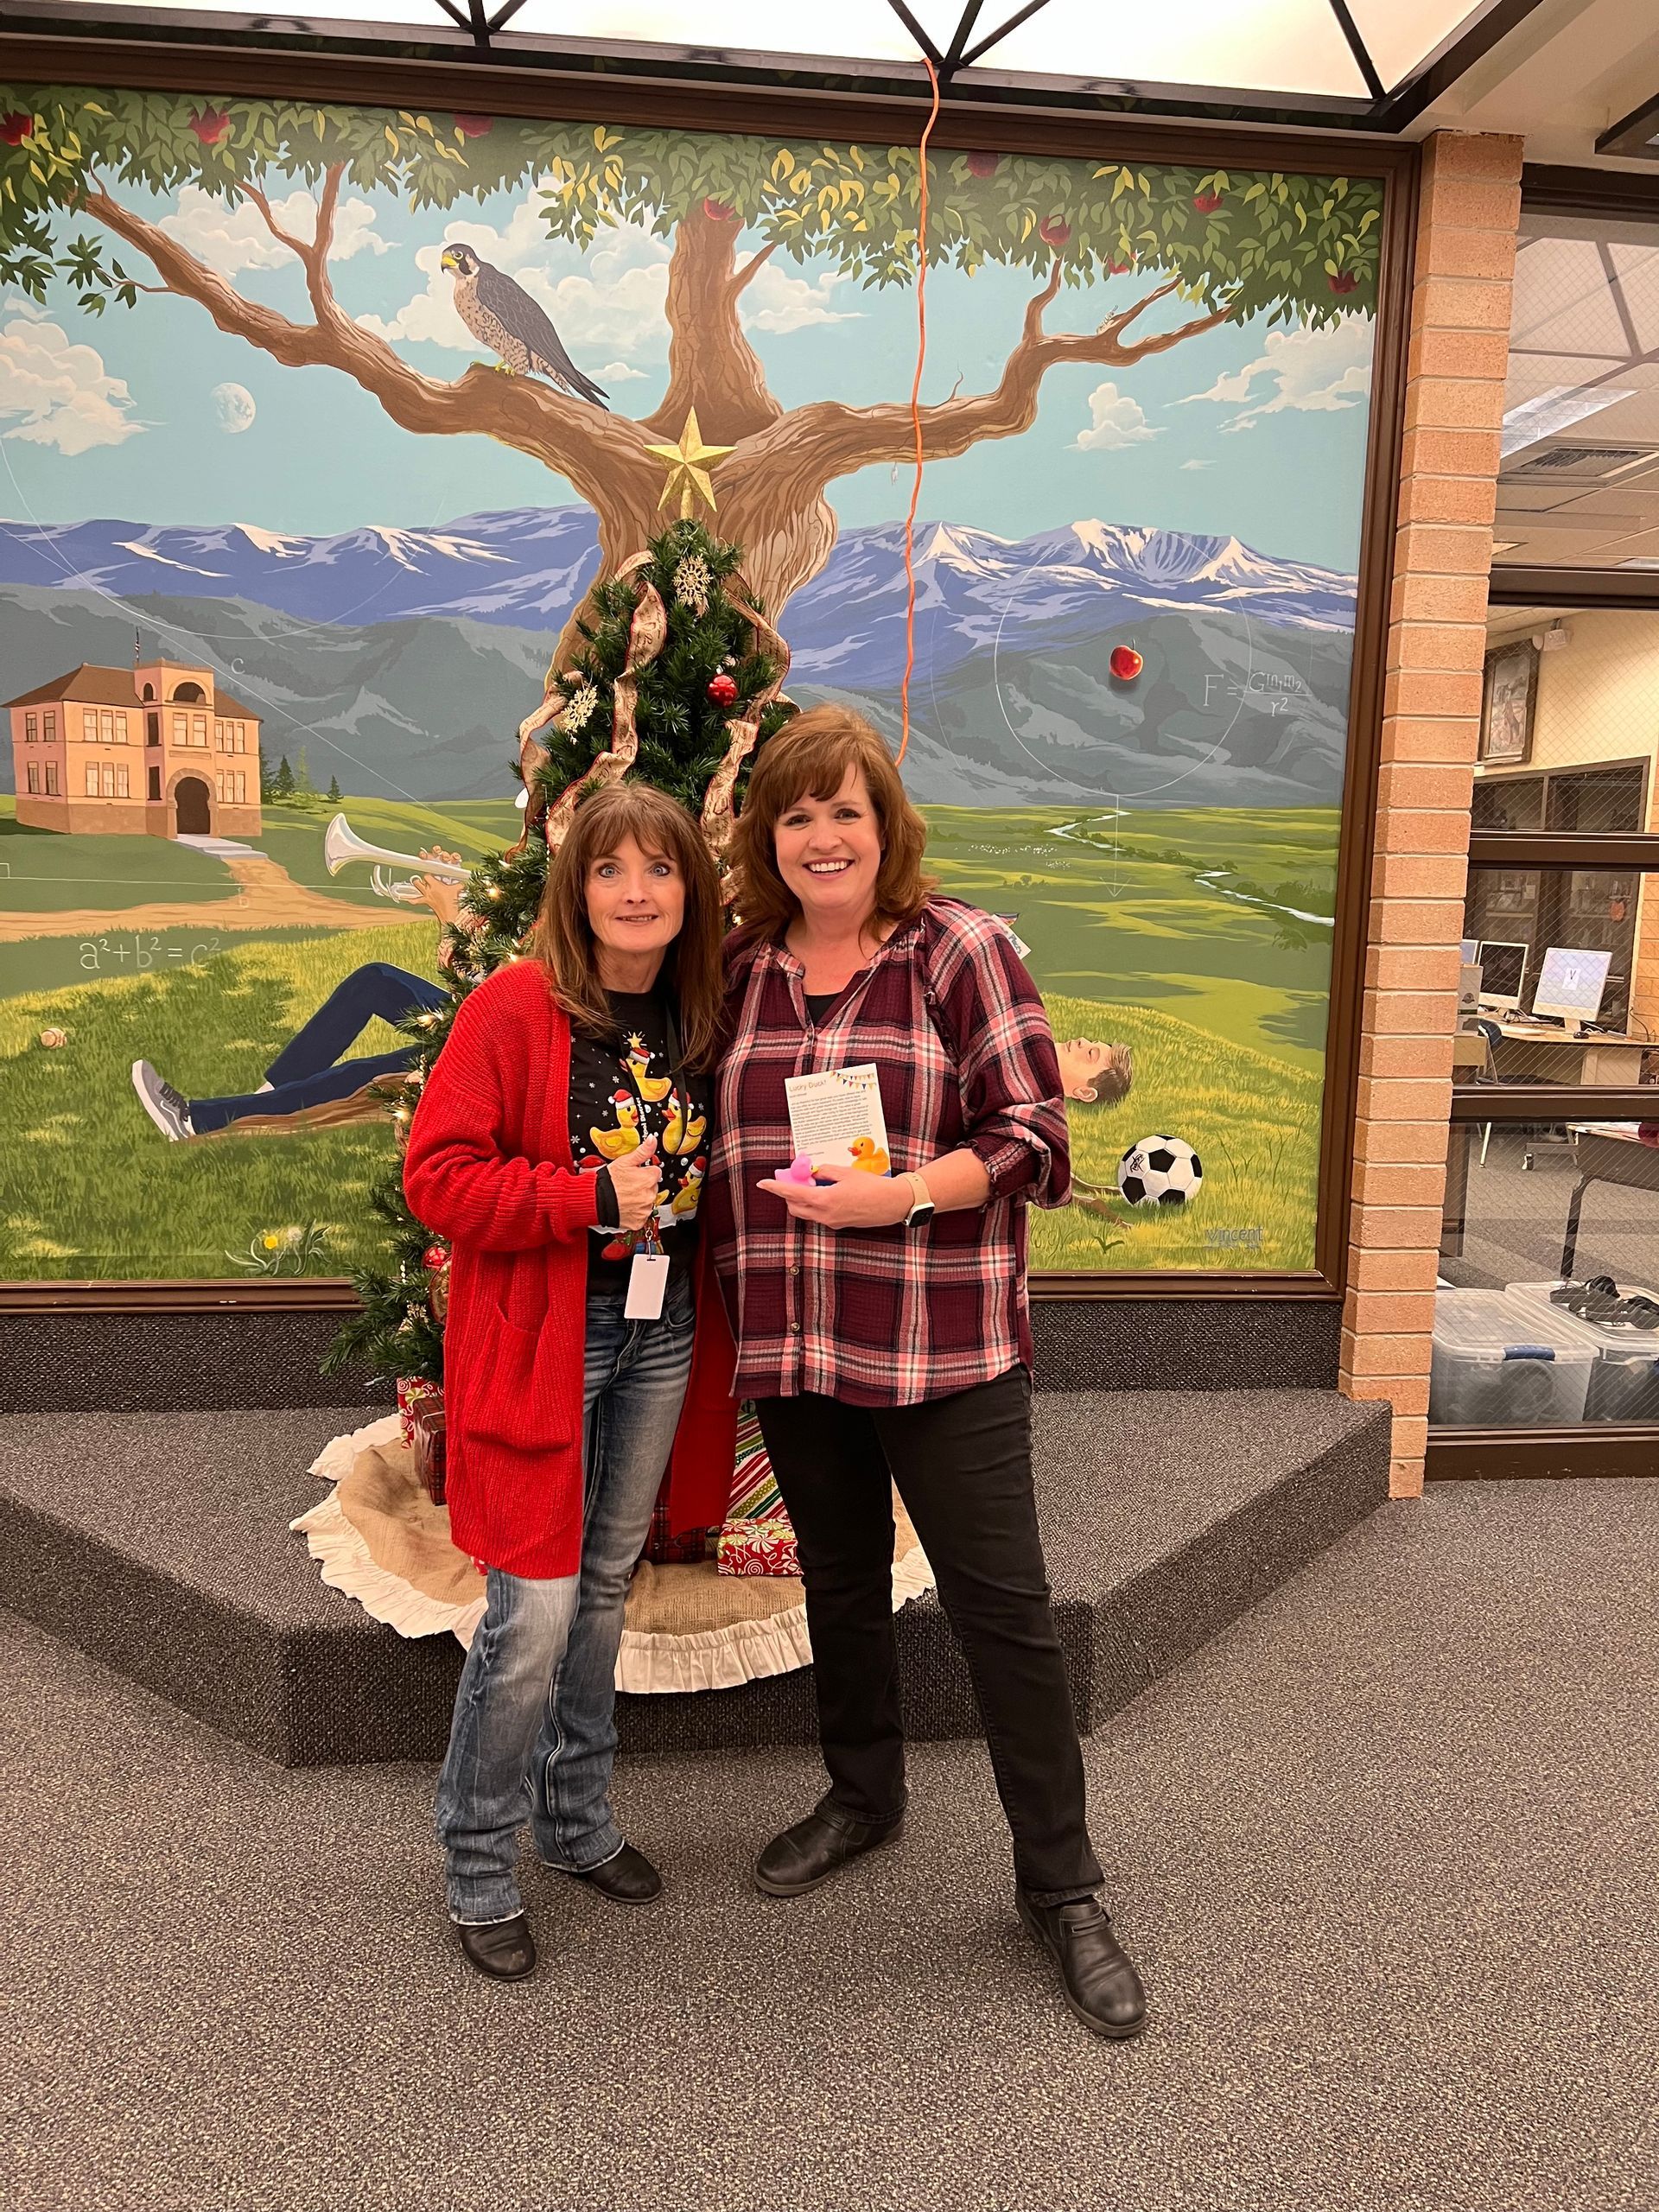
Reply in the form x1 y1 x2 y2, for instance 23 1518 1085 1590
705 708 1147 2042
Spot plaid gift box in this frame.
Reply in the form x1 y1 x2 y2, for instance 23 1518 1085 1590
396 1375 442 1450
716 1514 800 1578
410 1403 447 1507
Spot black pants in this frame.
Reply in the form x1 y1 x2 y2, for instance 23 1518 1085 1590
755 1367 1103 1906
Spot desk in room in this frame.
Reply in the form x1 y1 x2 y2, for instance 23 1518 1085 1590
1560 1122 1659 1276
1486 1023 1648 1086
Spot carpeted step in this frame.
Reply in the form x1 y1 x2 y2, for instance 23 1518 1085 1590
0 1391 1389 1768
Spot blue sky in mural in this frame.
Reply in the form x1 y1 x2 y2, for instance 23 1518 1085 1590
0 174 1376 573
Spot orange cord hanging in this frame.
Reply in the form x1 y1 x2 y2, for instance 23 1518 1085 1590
896 53 941 769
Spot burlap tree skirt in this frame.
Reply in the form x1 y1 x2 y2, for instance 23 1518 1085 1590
291 1416 934 1694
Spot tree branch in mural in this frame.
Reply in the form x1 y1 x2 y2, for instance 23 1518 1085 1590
3 94 1381 652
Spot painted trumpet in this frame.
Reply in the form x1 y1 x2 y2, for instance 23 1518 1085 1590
322 812 471 906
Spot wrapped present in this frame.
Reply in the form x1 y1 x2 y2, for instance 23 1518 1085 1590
727 1408 784 1522
717 1515 800 1578
410 1403 447 1507
643 1496 715 1565
396 1375 442 1450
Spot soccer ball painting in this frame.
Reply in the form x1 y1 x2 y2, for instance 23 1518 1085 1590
1117 1135 1204 1207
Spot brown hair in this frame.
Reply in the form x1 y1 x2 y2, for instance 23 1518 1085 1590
728 705 935 944
529 782 725 1072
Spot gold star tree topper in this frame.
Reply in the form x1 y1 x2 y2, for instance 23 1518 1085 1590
645 408 735 518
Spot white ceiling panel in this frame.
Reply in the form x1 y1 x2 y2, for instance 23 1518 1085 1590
1344 1 1488 92
975 0 1366 95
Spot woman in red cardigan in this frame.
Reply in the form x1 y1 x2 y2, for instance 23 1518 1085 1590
404 783 736 1982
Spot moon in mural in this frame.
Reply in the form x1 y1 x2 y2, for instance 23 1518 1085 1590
211 382 257 435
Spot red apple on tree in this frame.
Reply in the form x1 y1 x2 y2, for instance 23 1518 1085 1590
702 197 736 223
0 112 35 147
1192 189 1224 213
1109 645 1144 683
1328 270 1358 295
453 114 495 138
965 151 1000 179
188 108 231 147
1039 216 1071 248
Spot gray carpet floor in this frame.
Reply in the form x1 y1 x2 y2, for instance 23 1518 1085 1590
5 1478 1656 2212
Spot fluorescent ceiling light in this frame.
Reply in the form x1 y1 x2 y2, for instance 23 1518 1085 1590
1500 385 1638 459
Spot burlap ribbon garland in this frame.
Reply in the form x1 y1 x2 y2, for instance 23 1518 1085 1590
510 552 791 856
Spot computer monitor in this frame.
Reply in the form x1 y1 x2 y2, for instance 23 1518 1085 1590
1533 945 1612 1033
1477 940 1528 1013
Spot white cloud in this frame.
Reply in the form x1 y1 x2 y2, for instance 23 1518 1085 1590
598 359 647 382
739 264 862 335
159 183 389 275
358 194 672 378
0 291 50 322
0 316 141 454
1181 320 1373 434
1179 458 1216 470
1074 381 1158 453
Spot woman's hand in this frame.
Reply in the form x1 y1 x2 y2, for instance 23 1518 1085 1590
608 1135 662 1235
756 1164 912 1230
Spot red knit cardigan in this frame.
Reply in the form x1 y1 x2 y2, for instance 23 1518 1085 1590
403 958 738 1580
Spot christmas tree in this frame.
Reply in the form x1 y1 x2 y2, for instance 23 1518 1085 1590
326 518 793 1389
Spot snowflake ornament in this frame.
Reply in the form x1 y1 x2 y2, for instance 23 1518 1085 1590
560 680 600 736
673 552 713 615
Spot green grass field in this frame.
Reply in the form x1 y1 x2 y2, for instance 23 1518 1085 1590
1031 991 1321 1273
0 801 234 911
0 795 1335 1281
924 803 1338 1069
0 920 432 1278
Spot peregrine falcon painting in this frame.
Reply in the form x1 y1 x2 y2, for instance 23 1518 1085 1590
439 242 609 408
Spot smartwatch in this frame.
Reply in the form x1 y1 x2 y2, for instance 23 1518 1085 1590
902 1172 936 1229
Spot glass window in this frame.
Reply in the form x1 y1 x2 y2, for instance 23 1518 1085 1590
115 711 128 743
236 770 247 804
236 721 247 753
147 766 161 802
215 771 225 802
85 765 99 798
116 764 130 798
82 709 97 741
146 713 160 747
193 715 207 747
23 713 36 741
99 709 114 741
172 713 186 745
102 765 116 798
1435 1122 1659 1427
27 764 39 795
44 763 58 796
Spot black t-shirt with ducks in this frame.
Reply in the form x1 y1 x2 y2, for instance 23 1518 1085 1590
568 987 712 1289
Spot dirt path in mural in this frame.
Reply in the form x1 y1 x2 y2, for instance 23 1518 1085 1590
0 855 414 944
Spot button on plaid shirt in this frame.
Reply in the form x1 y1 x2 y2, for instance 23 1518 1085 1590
704 898 1071 1406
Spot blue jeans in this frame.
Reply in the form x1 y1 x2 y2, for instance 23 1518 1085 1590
434 1268 696 1924
188 963 448 1134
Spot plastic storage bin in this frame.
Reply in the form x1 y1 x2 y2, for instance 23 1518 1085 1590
1506 1282 1659 1425
1429 1289 1598 1428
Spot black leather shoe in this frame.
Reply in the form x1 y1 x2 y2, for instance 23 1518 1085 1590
457 1913 536 1982
1017 1889 1147 2041
753 1808 903 1897
561 1841 663 1906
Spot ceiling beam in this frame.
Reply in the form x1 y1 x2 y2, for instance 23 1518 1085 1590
884 0 947 71
1325 0 1385 103
960 0 1050 73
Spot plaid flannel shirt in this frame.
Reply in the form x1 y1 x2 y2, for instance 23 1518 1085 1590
704 897 1071 1406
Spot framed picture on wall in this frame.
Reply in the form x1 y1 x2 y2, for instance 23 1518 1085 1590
1480 639 1540 766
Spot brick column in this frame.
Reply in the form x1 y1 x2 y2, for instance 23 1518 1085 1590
1340 131 1524 1499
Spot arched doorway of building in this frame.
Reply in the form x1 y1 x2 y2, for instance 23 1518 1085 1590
174 778 212 836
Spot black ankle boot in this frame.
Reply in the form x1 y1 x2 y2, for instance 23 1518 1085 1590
754 1807 904 1897
1017 1889 1147 2040
456 1912 537 1982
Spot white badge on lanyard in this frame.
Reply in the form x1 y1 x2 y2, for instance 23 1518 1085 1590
625 1247 671 1320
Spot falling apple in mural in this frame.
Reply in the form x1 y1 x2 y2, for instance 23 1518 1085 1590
702 198 736 223
1329 270 1359 295
1109 645 1144 682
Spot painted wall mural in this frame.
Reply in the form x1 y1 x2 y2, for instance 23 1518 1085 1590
0 86 1382 1281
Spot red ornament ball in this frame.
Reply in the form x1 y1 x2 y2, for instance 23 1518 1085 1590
1109 645 1144 683
707 672 739 709
423 1243 450 1273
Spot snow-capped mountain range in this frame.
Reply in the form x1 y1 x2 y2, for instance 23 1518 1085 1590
0 505 1356 689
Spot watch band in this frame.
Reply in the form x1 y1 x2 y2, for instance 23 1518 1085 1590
903 1171 935 1225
